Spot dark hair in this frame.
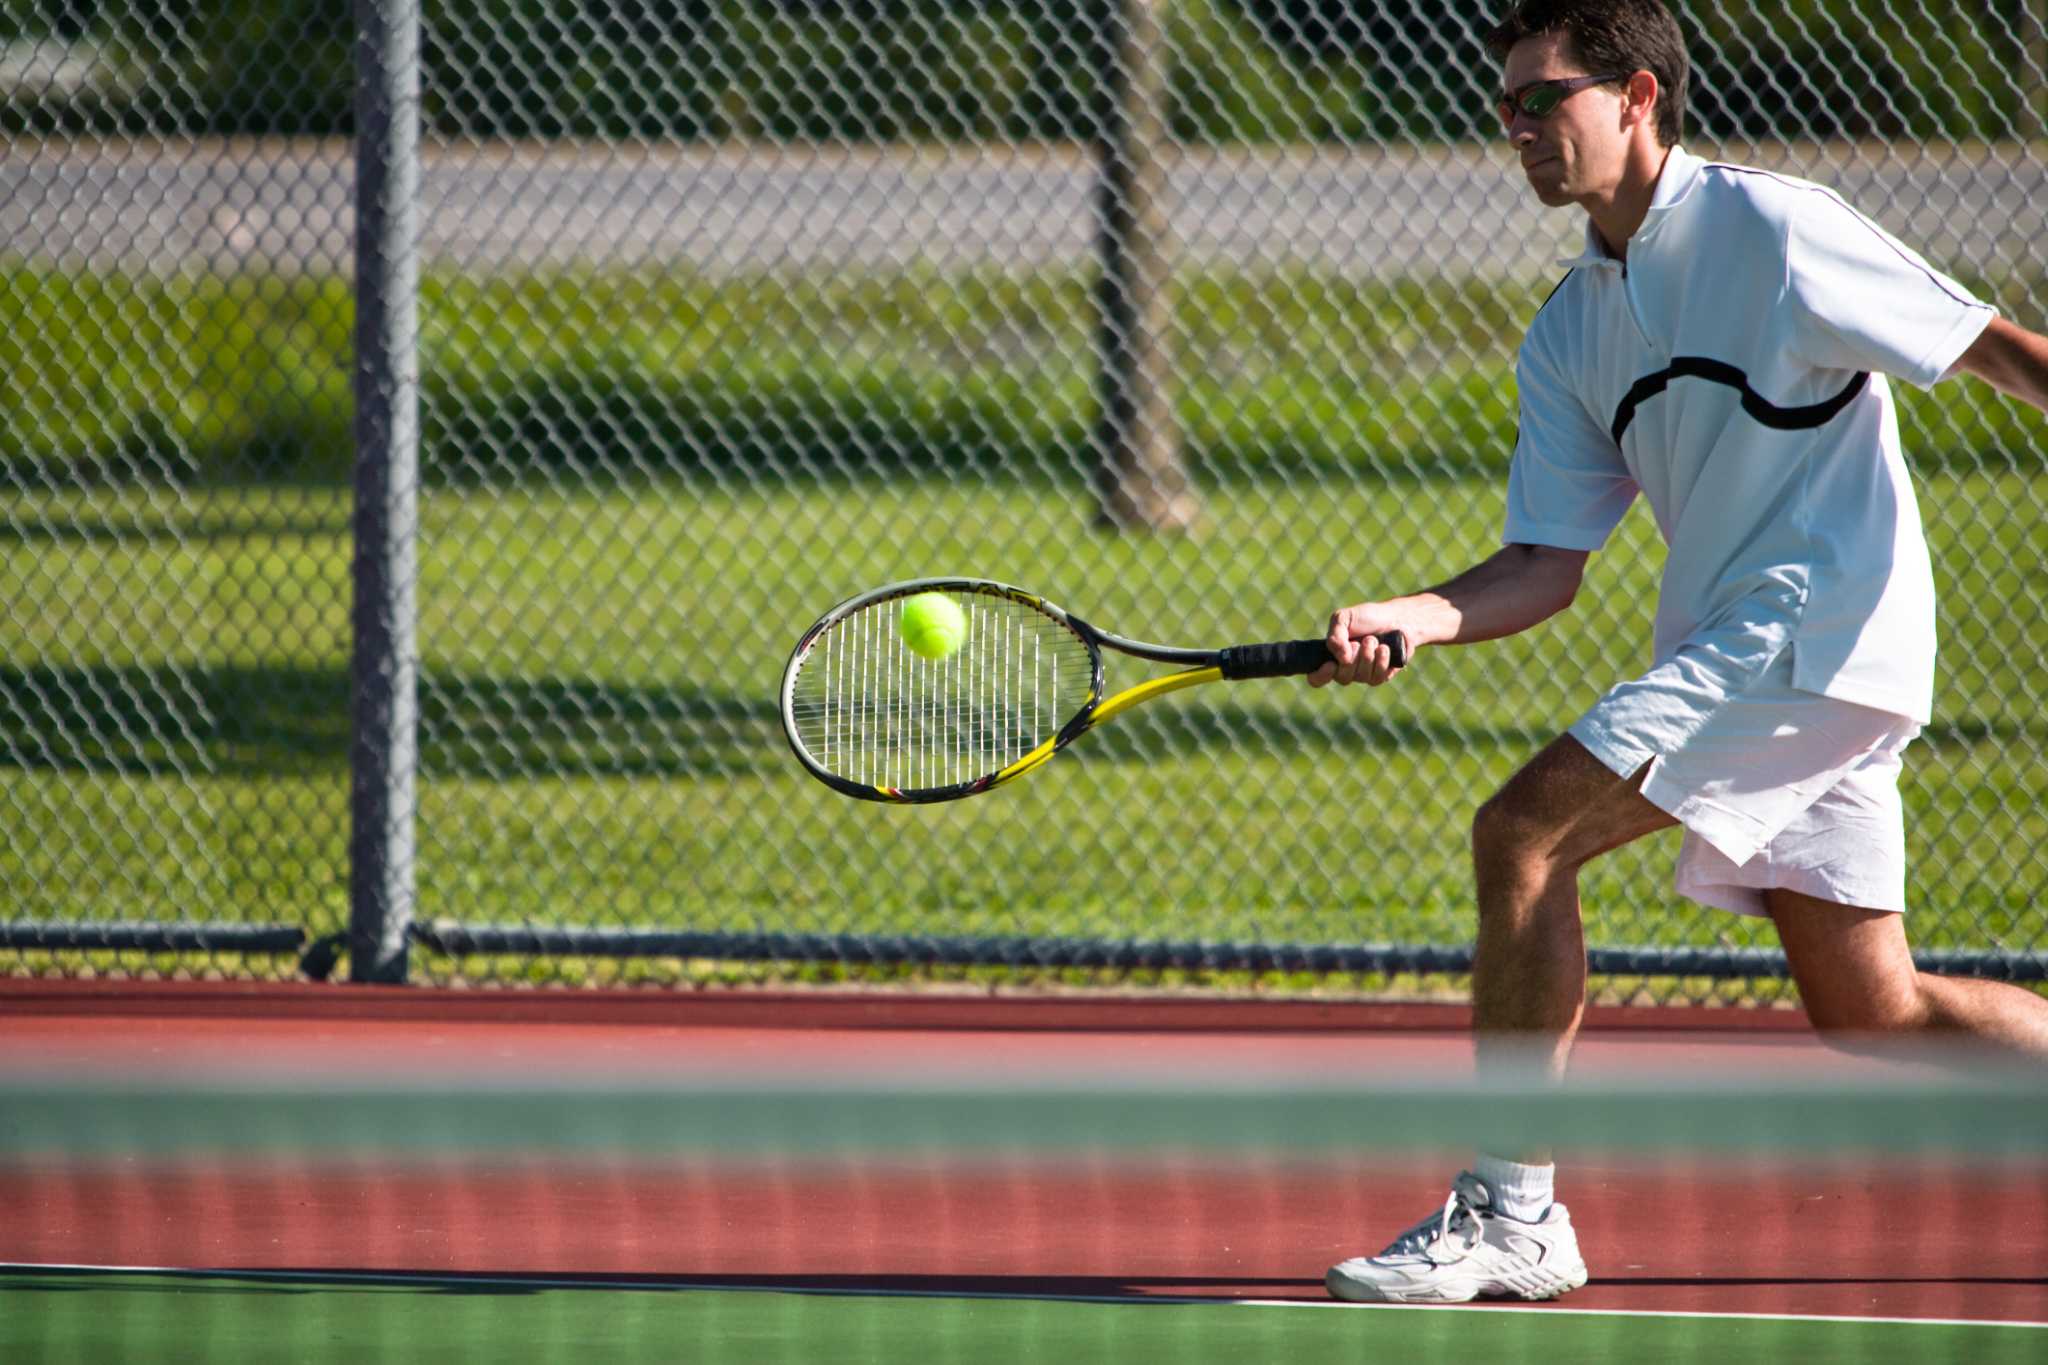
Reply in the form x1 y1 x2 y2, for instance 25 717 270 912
1486 0 1689 147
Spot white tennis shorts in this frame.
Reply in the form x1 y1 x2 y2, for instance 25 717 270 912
1570 643 1921 918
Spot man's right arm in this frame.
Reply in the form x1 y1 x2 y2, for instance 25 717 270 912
1309 543 1591 688
1949 316 2048 414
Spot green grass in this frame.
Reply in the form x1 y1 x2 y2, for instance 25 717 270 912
0 467 2041 990
2 1272 2040 1364
6 263 2039 488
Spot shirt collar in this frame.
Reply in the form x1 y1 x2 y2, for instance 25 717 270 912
1556 145 1704 269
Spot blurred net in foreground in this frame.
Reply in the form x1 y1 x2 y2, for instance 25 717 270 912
3 1058 2045 1362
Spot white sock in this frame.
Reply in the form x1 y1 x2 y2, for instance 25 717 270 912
1474 1153 1555 1221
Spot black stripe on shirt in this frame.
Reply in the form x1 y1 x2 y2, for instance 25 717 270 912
1609 357 1869 444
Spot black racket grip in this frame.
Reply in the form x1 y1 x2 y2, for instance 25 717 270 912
1217 632 1407 679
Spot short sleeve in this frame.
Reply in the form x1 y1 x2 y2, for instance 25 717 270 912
1502 334 1638 552
1785 192 1996 388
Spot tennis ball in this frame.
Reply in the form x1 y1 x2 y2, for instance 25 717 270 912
899 592 968 661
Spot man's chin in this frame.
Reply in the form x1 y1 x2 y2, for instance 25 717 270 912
1523 175 1576 207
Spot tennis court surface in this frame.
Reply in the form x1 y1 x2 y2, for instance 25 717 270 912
4 984 2045 1362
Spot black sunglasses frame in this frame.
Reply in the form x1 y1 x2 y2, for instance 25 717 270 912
1497 72 1631 123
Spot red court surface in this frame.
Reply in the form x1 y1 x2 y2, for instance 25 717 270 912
4 982 2045 1326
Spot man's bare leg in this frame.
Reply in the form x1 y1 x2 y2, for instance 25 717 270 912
1469 735 1677 1158
1325 734 1676 1304
1768 889 2048 1059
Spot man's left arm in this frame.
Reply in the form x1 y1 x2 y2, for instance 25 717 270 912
1950 316 2048 413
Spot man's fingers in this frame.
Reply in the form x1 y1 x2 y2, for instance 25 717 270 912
1324 634 1412 687
1324 615 1360 666
1319 607 1415 687
1359 636 1389 685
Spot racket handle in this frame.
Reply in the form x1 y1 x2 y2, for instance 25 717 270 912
1217 632 1407 679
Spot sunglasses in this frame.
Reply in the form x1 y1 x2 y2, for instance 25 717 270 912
1497 73 1629 123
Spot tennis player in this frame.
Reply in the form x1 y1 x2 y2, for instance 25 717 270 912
1310 0 2048 1304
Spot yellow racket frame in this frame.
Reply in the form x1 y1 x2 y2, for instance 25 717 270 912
979 665 1222 792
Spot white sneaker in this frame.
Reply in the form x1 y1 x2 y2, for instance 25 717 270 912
1325 1171 1589 1304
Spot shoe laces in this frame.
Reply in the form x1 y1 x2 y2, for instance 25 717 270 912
1384 1172 1494 1263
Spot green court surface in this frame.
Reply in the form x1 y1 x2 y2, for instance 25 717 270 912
2 1271 2039 1365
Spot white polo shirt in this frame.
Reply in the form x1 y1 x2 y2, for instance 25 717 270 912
1504 146 1995 723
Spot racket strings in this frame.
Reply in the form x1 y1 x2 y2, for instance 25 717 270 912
789 594 1095 791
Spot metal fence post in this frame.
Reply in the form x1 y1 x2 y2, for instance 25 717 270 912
348 0 421 984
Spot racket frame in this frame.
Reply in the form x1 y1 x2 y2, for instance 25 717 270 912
780 576 1384 805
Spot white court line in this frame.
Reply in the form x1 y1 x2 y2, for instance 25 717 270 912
1236 1298 2048 1330
4 1263 2043 1332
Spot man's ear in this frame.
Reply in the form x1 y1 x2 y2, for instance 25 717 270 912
1623 70 1661 132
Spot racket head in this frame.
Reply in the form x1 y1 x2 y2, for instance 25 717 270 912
780 578 1104 804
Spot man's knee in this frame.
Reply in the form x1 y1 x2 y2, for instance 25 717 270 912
1471 783 1561 877
1472 786 1523 847
1804 987 1930 1041
1769 890 1937 1044
1474 740 1664 858
1798 970 1936 1048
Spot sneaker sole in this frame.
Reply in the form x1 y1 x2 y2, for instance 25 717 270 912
1325 1263 1589 1305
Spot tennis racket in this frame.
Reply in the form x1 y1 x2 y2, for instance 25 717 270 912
780 577 1406 804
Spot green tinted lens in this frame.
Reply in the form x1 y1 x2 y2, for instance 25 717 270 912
1519 83 1564 118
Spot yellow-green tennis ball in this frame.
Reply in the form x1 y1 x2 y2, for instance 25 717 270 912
899 592 967 661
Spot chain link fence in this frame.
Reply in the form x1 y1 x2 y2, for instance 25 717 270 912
2 1 2043 999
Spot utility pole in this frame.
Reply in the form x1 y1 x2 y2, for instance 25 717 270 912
1086 0 1198 532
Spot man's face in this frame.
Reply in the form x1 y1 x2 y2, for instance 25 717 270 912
1500 32 1633 208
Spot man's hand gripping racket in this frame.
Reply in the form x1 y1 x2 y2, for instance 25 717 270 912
780 577 1407 804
